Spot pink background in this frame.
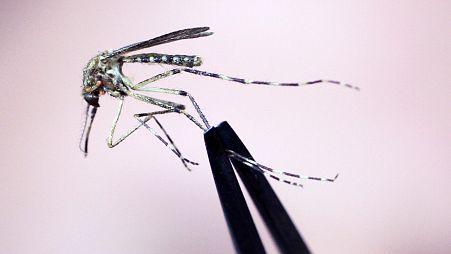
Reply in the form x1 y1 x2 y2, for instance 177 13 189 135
1 1 450 253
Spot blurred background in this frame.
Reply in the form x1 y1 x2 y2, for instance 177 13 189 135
0 1 450 253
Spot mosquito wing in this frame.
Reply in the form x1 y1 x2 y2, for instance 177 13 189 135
104 27 213 58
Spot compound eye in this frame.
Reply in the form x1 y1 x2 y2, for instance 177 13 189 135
83 93 100 107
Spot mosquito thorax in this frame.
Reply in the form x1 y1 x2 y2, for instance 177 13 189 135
82 53 128 102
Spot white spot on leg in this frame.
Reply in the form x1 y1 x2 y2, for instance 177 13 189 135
219 74 232 81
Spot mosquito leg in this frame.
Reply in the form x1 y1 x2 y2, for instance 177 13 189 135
227 150 339 186
106 99 198 167
107 98 136 148
236 161 304 188
127 91 186 111
126 74 345 184
134 113 196 170
129 87 336 186
127 68 357 129
107 98 168 148
118 93 335 185
134 86 210 129
126 91 210 131
130 68 359 91
130 69 184 90
133 107 217 169
121 91 207 131
181 69 360 90
136 117 199 167
132 106 219 168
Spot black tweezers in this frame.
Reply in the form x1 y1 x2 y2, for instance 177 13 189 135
204 122 311 254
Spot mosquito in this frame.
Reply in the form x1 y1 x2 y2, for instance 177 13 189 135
80 27 357 187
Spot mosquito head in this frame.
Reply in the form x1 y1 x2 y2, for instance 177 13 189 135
82 52 125 107
82 55 101 103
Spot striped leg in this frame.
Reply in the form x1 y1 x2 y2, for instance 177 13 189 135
227 150 339 187
133 86 210 129
131 68 359 91
129 87 340 185
182 69 360 90
134 112 198 171
107 98 198 170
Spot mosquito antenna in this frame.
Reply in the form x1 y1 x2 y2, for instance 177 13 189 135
79 105 98 157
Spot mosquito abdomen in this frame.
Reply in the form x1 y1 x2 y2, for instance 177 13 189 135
120 53 202 67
